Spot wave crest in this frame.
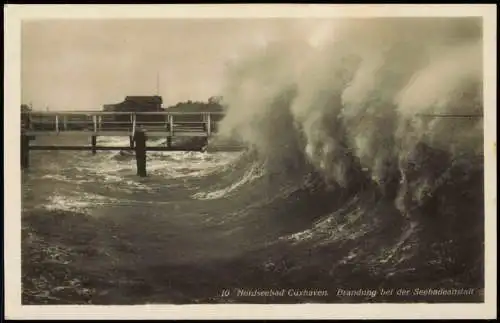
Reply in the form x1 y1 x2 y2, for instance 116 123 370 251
217 18 483 214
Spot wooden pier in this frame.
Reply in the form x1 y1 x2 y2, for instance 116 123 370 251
21 111 225 177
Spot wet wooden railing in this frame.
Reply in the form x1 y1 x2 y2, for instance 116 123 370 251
21 111 225 137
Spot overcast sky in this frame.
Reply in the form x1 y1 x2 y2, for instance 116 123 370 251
21 19 332 111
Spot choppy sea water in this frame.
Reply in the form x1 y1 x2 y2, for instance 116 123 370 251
21 134 484 305
21 18 487 306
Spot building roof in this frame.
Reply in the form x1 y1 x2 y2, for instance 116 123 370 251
125 96 163 104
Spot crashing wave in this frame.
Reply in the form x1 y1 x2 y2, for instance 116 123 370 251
192 161 265 200
217 17 483 216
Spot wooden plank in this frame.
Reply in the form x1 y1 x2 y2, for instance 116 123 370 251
24 131 209 137
415 113 484 118
28 111 225 116
29 146 204 151
159 131 208 137
26 131 96 136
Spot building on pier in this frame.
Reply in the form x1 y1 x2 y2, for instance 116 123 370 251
103 95 164 112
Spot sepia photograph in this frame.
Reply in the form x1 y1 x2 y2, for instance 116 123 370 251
4 4 497 320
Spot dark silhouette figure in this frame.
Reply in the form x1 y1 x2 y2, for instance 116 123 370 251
134 129 147 177
21 130 30 169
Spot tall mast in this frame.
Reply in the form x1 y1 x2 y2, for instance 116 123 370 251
156 72 160 96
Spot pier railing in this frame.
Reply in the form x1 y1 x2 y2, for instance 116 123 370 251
21 111 225 137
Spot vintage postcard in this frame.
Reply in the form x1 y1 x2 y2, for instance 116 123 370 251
4 4 497 320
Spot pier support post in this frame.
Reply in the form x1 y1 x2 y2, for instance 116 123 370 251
91 136 97 155
134 129 147 177
202 137 209 152
21 131 30 169
166 136 172 149
129 136 134 149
